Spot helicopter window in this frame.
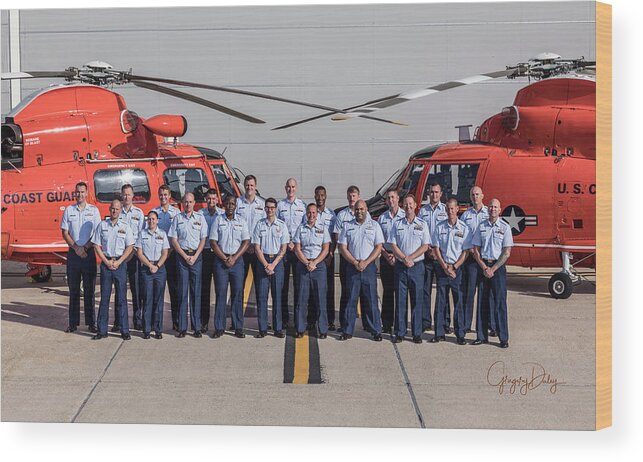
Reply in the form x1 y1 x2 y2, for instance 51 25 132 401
163 168 210 203
422 163 480 205
210 164 237 200
94 169 151 203
398 163 425 198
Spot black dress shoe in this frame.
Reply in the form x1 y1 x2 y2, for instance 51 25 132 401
471 339 488 345
212 330 223 338
111 325 120 333
338 334 352 341
430 335 445 343
328 323 336 331
91 333 105 340
234 330 246 339
499 341 509 348
295 332 304 339
200 326 208 334
255 331 267 338
194 331 202 338
121 333 131 340
392 335 403 343
274 330 285 338
445 327 453 334
457 337 466 345
176 331 186 338
143 333 151 339
64 325 77 333
423 326 432 333
319 333 327 339
489 330 498 337
88 325 98 333
413 336 423 344
155 332 163 339
373 333 382 342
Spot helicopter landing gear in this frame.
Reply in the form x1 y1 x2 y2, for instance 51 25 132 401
547 251 588 299
26 264 52 283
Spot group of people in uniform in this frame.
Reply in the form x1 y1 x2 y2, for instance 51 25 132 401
61 175 513 348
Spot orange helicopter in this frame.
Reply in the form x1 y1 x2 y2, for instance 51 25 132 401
1 61 341 282
275 54 597 299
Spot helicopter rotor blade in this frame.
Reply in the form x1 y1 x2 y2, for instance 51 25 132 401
132 81 266 124
128 74 348 114
1 70 76 80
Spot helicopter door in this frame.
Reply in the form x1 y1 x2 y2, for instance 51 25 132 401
210 163 240 200
420 162 482 206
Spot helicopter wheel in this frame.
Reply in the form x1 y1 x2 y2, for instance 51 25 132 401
548 272 573 299
30 265 52 283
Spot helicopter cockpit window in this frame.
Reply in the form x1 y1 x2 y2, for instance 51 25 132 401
422 163 480 205
210 164 236 200
163 168 210 203
397 163 425 198
94 168 151 203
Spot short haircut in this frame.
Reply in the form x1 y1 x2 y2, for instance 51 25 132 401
387 189 399 197
428 182 442 191
306 202 318 211
446 197 459 207
121 183 134 193
206 188 218 196
244 174 257 184
224 195 236 204
75 181 88 191
265 197 277 207
403 193 416 203
347 185 360 194
158 184 171 194
147 210 159 219
314 185 326 194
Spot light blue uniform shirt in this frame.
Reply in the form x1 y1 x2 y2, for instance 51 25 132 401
432 219 472 265
152 205 180 234
338 217 384 261
135 227 170 262
199 207 225 237
252 218 290 254
60 203 101 246
332 206 371 235
236 195 266 236
472 218 514 260
378 208 405 252
418 202 448 237
92 218 135 258
388 216 432 262
209 214 250 254
460 206 489 234
120 205 145 242
277 197 307 240
293 222 331 259
315 207 337 234
168 211 208 250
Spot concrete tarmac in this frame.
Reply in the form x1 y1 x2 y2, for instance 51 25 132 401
1 261 596 429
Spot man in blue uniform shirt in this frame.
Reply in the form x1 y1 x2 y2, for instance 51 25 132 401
378 189 405 334
119 184 145 331
432 198 471 345
252 197 290 338
337 199 384 341
91 199 135 340
168 192 208 338
60 181 102 333
459 186 491 335
293 203 331 338
388 194 431 344
136 210 170 339
153 185 181 331
471 198 513 348
199 188 225 333
277 178 307 328
210 195 250 338
418 183 449 333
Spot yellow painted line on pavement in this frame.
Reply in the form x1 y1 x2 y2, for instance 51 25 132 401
243 266 254 313
293 333 310 384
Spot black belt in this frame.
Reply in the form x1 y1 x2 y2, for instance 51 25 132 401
182 249 197 255
484 259 497 266
107 255 123 260
264 253 277 259
149 260 159 265
224 253 236 258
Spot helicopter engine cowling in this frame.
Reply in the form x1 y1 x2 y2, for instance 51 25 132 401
142 115 188 138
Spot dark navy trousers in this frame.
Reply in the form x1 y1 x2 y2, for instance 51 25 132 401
423 259 451 330
477 265 509 343
126 255 142 328
213 257 245 332
140 265 167 334
435 266 464 338
462 257 482 332
66 248 97 328
344 262 381 336
281 249 300 325
200 249 215 329
380 254 396 329
166 251 180 328
255 254 284 332
97 262 128 335
307 255 335 326
296 261 328 334
176 254 202 333
394 261 425 338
